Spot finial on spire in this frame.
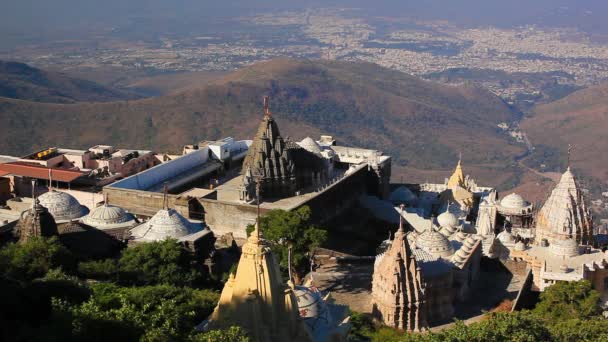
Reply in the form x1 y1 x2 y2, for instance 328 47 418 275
459 151 462 164
263 96 271 117
162 183 169 210
398 204 405 232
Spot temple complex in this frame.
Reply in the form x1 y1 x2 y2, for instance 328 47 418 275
105 97 391 239
371 206 427 331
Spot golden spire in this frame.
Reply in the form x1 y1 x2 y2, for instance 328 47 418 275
447 155 465 189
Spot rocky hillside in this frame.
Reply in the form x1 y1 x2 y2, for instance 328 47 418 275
523 83 608 188
0 58 524 184
0 60 136 103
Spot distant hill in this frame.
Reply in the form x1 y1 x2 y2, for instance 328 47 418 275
0 61 137 103
523 83 608 188
0 58 524 184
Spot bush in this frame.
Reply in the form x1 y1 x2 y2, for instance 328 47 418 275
117 239 204 286
245 206 327 279
191 326 251 342
0 236 75 282
78 259 119 281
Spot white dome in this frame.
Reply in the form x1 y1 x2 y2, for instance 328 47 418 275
38 190 88 223
130 209 201 241
550 238 580 258
497 230 515 245
389 186 418 204
500 193 529 209
514 241 527 251
82 204 136 230
298 137 322 154
437 210 459 228
416 228 454 258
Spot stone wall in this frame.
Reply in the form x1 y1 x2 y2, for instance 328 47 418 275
198 199 268 239
104 187 190 218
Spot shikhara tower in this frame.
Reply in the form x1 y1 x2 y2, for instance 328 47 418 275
535 166 593 246
371 206 428 331
242 96 296 201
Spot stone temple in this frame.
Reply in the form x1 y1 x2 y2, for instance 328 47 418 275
371 207 427 331
476 163 608 298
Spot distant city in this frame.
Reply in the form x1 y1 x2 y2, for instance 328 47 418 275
3 8 608 106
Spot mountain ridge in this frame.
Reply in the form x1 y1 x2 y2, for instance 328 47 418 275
0 60 138 103
0 58 524 185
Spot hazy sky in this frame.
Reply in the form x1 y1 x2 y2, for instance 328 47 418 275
2 1 608 38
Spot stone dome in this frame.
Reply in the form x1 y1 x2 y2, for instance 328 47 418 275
416 228 454 258
550 238 580 258
497 230 515 245
298 137 322 154
38 190 89 223
130 209 201 242
389 186 418 204
500 193 529 209
81 204 136 230
514 241 526 251
437 210 459 228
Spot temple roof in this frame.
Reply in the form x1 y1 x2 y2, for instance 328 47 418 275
447 159 465 189
536 167 592 244
241 103 294 180
38 190 89 223
130 209 201 242
209 222 311 341
81 204 137 230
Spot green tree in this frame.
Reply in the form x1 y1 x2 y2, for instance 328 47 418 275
245 206 327 280
533 280 601 321
55 283 220 341
117 239 204 286
78 259 119 281
0 236 75 283
191 326 251 342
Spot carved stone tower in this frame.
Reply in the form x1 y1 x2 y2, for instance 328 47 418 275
371 206 428 331
241 96 296 201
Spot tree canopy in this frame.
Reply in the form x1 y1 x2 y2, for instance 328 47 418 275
78 239 206 287
245 206 327 279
